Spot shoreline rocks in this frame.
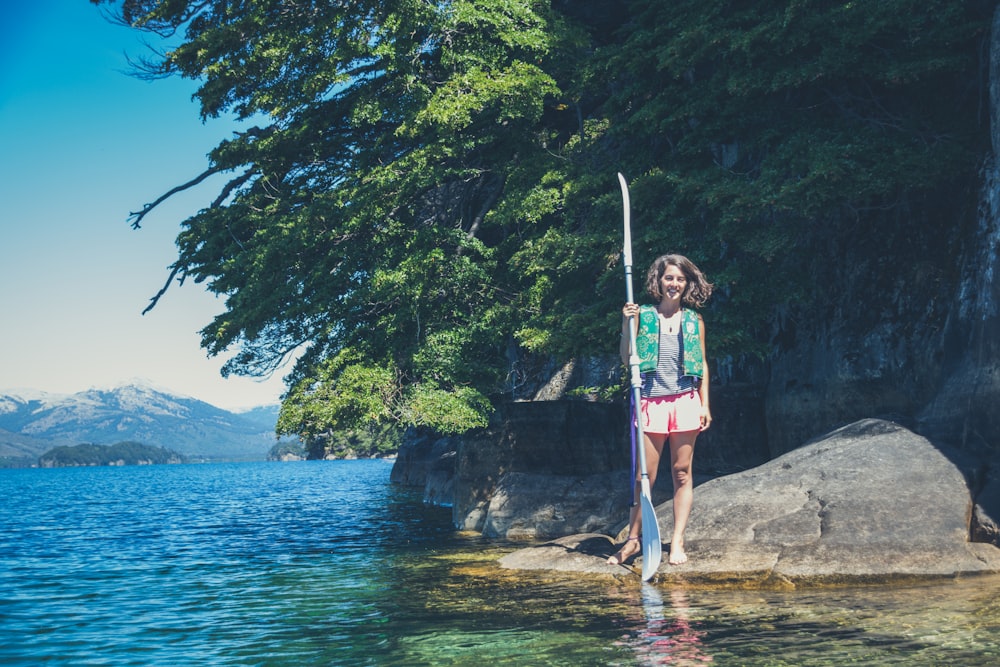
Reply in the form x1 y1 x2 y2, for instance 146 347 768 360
498 419 1000 586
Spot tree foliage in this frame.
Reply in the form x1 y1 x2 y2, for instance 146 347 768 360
595 1 991 356
92 0 993 439
39 441 185 467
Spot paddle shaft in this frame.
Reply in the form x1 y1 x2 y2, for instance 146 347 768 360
618 172 662 580
618 172 651 486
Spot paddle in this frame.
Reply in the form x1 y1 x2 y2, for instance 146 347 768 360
618 172 662 581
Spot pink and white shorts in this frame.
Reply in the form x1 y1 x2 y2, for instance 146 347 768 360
638 390 703 434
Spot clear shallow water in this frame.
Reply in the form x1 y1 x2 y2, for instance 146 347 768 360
2 460 1000 666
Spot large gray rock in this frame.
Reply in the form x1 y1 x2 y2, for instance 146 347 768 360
500 419 1000 585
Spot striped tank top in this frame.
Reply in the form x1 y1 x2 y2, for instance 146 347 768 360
642 314 697 398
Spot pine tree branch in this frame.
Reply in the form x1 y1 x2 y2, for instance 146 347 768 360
128 167 220 229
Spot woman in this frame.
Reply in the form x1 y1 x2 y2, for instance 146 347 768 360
608 254 713 567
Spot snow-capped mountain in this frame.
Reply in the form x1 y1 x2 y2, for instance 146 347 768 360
0 384 284 462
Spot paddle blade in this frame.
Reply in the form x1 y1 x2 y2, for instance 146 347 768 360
638 481 662 581
618 172 632 268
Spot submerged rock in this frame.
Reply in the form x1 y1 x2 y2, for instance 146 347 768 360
499 419 1000 586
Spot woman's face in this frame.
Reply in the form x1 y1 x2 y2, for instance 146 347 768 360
659 264 687 303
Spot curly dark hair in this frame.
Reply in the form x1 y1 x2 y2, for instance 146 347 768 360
644 254 713 308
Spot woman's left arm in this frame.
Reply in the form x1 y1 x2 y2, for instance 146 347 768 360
699 314 712 430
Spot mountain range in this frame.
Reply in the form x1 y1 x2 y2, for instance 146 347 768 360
0 383 288 463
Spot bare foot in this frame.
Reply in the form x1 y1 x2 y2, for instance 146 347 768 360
668 541 687 565
607 536 641 565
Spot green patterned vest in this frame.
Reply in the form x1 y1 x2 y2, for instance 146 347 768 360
635 305 704 378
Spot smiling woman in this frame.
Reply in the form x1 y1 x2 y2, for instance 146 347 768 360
612 252 713 570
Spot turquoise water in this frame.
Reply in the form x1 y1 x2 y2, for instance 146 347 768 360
2 460 1000 665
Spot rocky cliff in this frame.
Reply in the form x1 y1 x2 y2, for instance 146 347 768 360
767 7 1000 461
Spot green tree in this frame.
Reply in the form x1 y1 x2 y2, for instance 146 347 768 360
94 0 589 435
92 0 992 440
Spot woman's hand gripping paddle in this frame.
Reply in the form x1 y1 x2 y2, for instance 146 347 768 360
619 172 662 581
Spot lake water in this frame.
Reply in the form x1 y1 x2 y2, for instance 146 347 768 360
2 460 1000 665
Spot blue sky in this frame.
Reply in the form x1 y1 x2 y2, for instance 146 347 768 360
0 1 290 409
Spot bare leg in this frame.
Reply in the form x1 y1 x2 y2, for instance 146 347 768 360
667 429 699 565
607 432 666 565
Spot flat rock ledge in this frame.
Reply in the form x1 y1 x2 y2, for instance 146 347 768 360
499 419 1000 587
